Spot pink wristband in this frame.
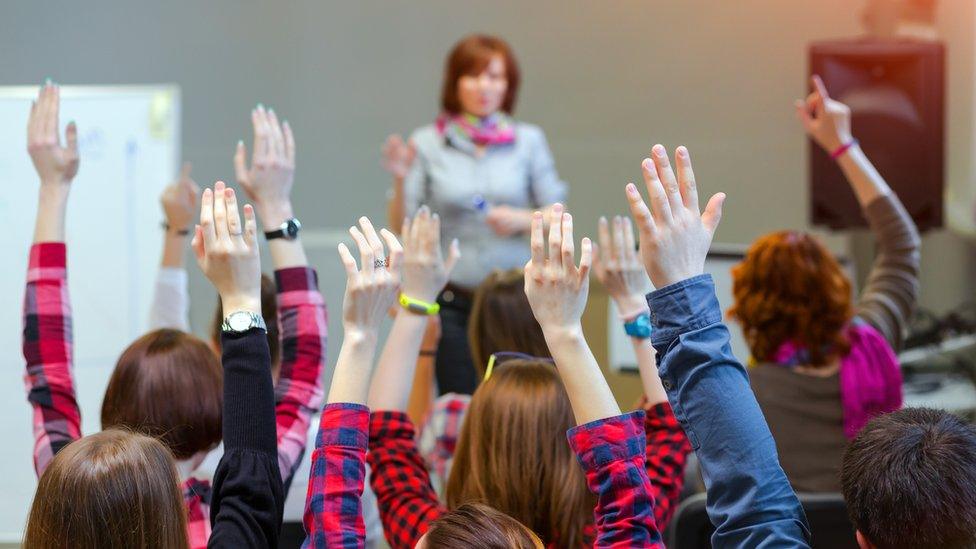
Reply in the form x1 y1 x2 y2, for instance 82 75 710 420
830 139 859 160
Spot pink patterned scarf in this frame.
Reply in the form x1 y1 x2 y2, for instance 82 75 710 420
436 112 515 150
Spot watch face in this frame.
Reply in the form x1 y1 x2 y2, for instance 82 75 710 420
228 312 253 331
285 218 302 238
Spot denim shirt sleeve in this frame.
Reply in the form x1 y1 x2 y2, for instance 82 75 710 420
648 274 811 548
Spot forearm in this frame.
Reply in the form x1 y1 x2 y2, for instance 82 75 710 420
33 185 69 243
633 337 667 406
387 177 406 233
328 331 378 405
258 200 308 269
544 326 621 425
160 230 187 268
837 145 891 206
367 311 428 411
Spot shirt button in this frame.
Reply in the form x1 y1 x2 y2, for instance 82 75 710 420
662 379 673 391
442 290 455 303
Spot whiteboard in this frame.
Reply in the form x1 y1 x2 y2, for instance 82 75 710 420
0 85 179 541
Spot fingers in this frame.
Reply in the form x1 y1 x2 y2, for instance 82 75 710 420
674 146 700 211
812 74 830 101
252 105 269 164
547 203 564 268
224 187 243 242
702 192 726 235
199 188 217 250
65 121 78 157
243 204 257 248
560 212 575 276
267 108 286 160
626 183 656 238
444 238 461 275
410 206 427 249
283 120 295 164
191 225 205 262
622 216 637 262
337 243 358 277
652 145 683 214
349 226 374 275
612 215 625 262
358 216 386 268
795 99 815 132
234 140 248 184
578 237 593 282
212 181 228 241
429 212 441 255
529 210 545 270
180 161 192 182
380 228 403 276
641 157 673 225
401 216 412 249
597 216 612 264
47 84 60 147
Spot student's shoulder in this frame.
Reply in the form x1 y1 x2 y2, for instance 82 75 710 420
514 121 545 141
409 124 441 149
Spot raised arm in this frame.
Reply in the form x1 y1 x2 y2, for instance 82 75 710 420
193 182 283 547
797 75 921 349
23 82 82 476
593 214 691 529
626 145 810 547
235 106 327 485
381 134 417 232
150 162 198 331
524 204 662 548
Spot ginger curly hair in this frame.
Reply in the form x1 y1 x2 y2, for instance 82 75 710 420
729 231 853 367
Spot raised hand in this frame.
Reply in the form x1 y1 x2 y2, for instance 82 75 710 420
485 205 533 237
337 217 403 338
625 145 725 289
401 206 460 303
234 105 295 230
160 162 200 233
381 134 416 181
191 181 261 315
27 82 79 185
523 203 593 335
593 215 652 317
795 75 853 153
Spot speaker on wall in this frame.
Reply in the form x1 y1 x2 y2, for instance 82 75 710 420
809 39 944 231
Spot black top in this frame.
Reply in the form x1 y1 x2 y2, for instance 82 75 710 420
209 328 284 548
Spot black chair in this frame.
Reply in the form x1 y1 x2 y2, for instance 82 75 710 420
665 492 858 548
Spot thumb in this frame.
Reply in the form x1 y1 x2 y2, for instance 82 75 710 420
180 161 192 182
444 238 461 275
795 100 815 133
233 140 248 184
702 193 726 235
191 225 206 263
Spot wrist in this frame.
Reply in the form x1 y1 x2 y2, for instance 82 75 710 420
341 327 380 346
38 183 70 203
541 323 585 346
220 295 262 317
613 295 650 319
258 202 294 231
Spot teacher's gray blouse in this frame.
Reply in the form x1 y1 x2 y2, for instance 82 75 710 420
404 122 568 288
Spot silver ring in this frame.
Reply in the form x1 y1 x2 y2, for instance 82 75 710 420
373 258 387 269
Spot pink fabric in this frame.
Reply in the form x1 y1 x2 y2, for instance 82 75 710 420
435 112 515 147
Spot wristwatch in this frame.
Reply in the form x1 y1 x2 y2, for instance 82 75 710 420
623 312 653 339
265 218 302 241
221 311 268 334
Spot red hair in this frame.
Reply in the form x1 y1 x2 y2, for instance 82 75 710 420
729 231 853 366
441 34 521 115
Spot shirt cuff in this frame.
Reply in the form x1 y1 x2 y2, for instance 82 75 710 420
567 411 645 470
156 266 188 285
647 274 723 354
317 403 369 450
28 242 67 281
368 410 416 445
275 267 325 307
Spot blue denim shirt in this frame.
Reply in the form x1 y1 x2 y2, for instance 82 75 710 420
648 274 811 548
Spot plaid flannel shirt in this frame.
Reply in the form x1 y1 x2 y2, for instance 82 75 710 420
302 403 370 548
22 244 326 549
370 402 687 548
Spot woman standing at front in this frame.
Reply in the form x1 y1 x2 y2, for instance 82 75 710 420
383 34 568 396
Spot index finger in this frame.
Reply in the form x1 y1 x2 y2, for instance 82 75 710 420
812 75 829 101
529 210 545 268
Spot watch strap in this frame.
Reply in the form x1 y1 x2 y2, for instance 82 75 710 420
222 311 268 333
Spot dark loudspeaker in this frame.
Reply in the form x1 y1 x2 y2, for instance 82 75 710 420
809 40 944 231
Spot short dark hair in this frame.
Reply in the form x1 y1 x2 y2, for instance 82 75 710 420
440 34 521 115
102 329 222 460
841 407 976 549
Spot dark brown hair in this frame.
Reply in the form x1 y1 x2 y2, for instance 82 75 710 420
211 273 280 376
468 269 551 378
25 429 189 549
441 34 521 115
424 503 543 548
729 231 853 366
101 329 222 460
446 360 593 547
842 408 976 549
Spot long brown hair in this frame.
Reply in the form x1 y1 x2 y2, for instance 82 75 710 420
441 34 521 115
25 429 189 549
446 360 594 547
101 329 222 460
729 230 853 366
468 269 551 378
423 503 544 548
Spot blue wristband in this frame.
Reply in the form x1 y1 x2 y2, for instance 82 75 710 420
623 312 653 339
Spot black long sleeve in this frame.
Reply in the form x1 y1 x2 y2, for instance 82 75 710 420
209 328 284 548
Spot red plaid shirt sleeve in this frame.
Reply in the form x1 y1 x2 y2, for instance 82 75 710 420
642 400 692 530
417 393 470 489
22 243 81 476
567 411 664 549
303 403 369 549
367 411 446 549
274 267 327 487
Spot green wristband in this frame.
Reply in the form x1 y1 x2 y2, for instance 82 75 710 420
399 294 440 316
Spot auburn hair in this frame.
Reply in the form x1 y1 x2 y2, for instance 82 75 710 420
424 503 544 548
211 273 281 377
445 360 594 547
729 230 853 366
101 329 222 460
441 34 521 115
468 269 551 378
25 429 189 549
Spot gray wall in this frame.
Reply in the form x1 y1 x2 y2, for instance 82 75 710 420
3 0 974 358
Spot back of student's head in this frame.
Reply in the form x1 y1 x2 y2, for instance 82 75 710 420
101 328 222 460
420 503 543 548
446 360 593 547
210 273 281 376
25 429 189 549
842 407 976 549
468 268 551 378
